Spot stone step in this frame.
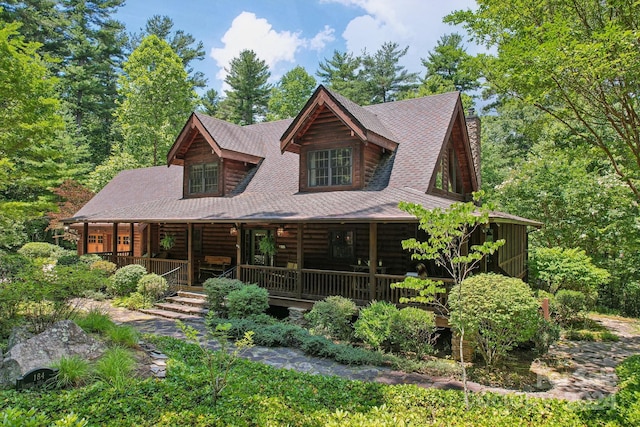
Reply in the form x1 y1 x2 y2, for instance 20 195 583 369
138 308 203 321
153 302 208 315
177 290 207 301
165 296 208 308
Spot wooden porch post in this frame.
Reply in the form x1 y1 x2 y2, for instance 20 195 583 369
82 223 89 255
129 223 135 256
296 223 303 298
187 223 193 286
235 223 242 281
111 223 118 264
146 223 152 256
369 222 378 301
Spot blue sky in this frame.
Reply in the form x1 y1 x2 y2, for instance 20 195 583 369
116 0 478 94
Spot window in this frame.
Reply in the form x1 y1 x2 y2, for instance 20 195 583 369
88 235 96 244
330 230 354 259
189 162 219 194
118 236 130 245
309 148 352 187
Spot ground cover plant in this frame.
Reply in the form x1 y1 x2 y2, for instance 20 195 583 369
0 334 615 426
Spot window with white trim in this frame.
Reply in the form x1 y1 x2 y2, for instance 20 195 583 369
308 148 352 187
189 162 219 194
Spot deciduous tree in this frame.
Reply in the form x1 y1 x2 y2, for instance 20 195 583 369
392 194 504 407
114 35 195 166
129 14 206 89
447 1 640 201
267 66 316 120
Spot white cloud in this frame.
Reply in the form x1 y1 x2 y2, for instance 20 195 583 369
210 12 335 88
308 25 335 51
322 0 479 71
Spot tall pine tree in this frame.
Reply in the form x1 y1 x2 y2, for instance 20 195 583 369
224 49 271 125
316 50 367 104
361 42 418 104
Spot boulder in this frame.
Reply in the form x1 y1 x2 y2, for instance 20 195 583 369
6 325 33 351
0 320 106 388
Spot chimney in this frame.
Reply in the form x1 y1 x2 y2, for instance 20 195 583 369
465 109 481 189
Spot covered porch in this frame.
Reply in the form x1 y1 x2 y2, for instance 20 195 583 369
82 220 453 295
79 218 527 322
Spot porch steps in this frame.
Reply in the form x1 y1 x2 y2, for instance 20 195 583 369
139 291 208 321
138 308 202 320
154 302 208 315
164 296 208 308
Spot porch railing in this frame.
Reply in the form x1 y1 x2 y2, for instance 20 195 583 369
97 253 189 286
240 265 452 307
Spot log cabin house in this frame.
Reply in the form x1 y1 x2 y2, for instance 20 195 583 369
67 86 539 311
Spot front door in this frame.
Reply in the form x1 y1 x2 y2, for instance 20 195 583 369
248 229 268 265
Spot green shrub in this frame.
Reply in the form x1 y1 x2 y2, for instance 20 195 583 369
529 246 608 302
300 335 340 358
107 324 139 348
354 300 398 351
226 284 269 319
203 277 245 316
57 254 81 266
53 263 109 295
554 289 587 325
17 241 65 259
449 273 541 366
75 308 114 333
81 289 107 301
137 273 168 301
622 281 640 318
0 408 52 426
305 295 357 341
80 253 103 265
333 345 385 366
206 315 386 366
532 318 561 355
616 355 640 426
89 260 117 275
388 307 437 357
0 252 32 280
107 264 147 296
52 355 93 388
95 346 136 390
112 292 152 310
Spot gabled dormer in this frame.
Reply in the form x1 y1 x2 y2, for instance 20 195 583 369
167 113 264 198
428 97 479 200
280 86 398 192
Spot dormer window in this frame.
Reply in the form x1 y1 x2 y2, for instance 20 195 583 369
189 162 219 195
308 148 352 187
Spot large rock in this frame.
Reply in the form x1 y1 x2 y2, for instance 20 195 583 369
0 320 106 388
6 325 33 351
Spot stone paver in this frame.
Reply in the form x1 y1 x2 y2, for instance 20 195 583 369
76 299 640 402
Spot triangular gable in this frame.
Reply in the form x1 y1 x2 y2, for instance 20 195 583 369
428 96 479 196
280 85 398 154
167 113 264 166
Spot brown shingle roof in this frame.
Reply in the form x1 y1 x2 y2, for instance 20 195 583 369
194 112 265 158
69 90 538 227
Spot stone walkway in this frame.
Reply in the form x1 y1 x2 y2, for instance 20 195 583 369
78 300 640 402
